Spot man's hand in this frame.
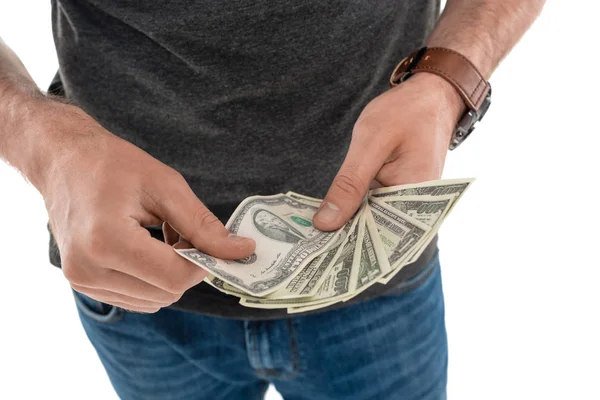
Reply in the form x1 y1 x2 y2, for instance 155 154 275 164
311 0 547 232
38 102 255 313
313 73 465 231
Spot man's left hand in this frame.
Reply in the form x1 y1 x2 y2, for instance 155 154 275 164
313 72 466 231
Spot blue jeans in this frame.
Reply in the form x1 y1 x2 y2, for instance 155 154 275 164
74 251 446 400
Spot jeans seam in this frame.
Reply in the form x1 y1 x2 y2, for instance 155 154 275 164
286 319 301 377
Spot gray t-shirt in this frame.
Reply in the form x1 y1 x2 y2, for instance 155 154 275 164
49 0 440 319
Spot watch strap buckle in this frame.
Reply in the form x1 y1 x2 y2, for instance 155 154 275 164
390 47 429 87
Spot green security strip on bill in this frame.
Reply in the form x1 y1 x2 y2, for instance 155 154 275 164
175 178 474 312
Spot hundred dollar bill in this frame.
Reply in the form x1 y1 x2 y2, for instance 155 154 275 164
373 195 454 284
380 195 455 228
287 209 390 313
391 194 456 265
370 178 474 215
261 233 346 300
370 178 472 269
176 194 341 297
350 207 391 291
295 216 357 297
261 254 328 300
367 198 430 269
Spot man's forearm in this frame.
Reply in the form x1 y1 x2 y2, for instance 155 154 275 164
427 0 546 78
0 37 56 187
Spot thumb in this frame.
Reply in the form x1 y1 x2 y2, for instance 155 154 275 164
150 177 256 259
313 139 388 231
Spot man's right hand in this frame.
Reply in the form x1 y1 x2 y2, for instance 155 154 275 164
37 102 255 313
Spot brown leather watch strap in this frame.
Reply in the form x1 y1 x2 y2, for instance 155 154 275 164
390 47 491 111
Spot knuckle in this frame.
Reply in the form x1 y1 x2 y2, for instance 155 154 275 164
144 169 185 210
332 171 366 199
353 111 382 136
162 267 204 296
163 170 189 195
353 112 399 148
163 278 189 295
188 207 221 243
79 223 111 259
62 257 85 284
193 207 220 228
167 292 183 305
165 168 185 183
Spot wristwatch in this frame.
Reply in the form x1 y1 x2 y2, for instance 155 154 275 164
390 47 492 150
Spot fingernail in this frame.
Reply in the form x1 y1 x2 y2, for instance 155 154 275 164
315 202 340 224
228 233 252 243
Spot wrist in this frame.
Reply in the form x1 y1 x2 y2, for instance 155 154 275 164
0 78 44 172
407 72 467 132
1 87 75 194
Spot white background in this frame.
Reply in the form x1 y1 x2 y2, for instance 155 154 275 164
1 1 599 399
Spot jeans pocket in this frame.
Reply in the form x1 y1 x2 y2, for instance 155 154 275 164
73 290 125 324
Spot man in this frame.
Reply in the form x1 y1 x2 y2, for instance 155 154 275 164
0 0 544 399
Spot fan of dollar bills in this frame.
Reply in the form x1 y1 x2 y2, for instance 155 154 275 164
175 178 473 313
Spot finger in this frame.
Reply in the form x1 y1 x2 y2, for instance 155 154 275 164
314 136 390 231
76 268 181 304
109 226 210 295
72 285 169 309
162 221 180 246
106 301 162 314
149 177 255 259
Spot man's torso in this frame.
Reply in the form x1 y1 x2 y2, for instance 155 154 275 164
49 0 441 318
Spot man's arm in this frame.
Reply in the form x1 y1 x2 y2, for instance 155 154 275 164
428 0 546 78
313 0 545 230
0 37 51 189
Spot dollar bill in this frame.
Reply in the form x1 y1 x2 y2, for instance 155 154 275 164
285 191 323 207
287 209 391 313
370 178 474 215
261 231 347 300
373 195 454 284
240 214 363 309
350 207 391 291
367 198 430 269
242 206 390 311
237 215 356 303
370 178 473 272
295 216 357 297
380 195 455 228
205 275 248 297
174 179 472 313
176 194 341 296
